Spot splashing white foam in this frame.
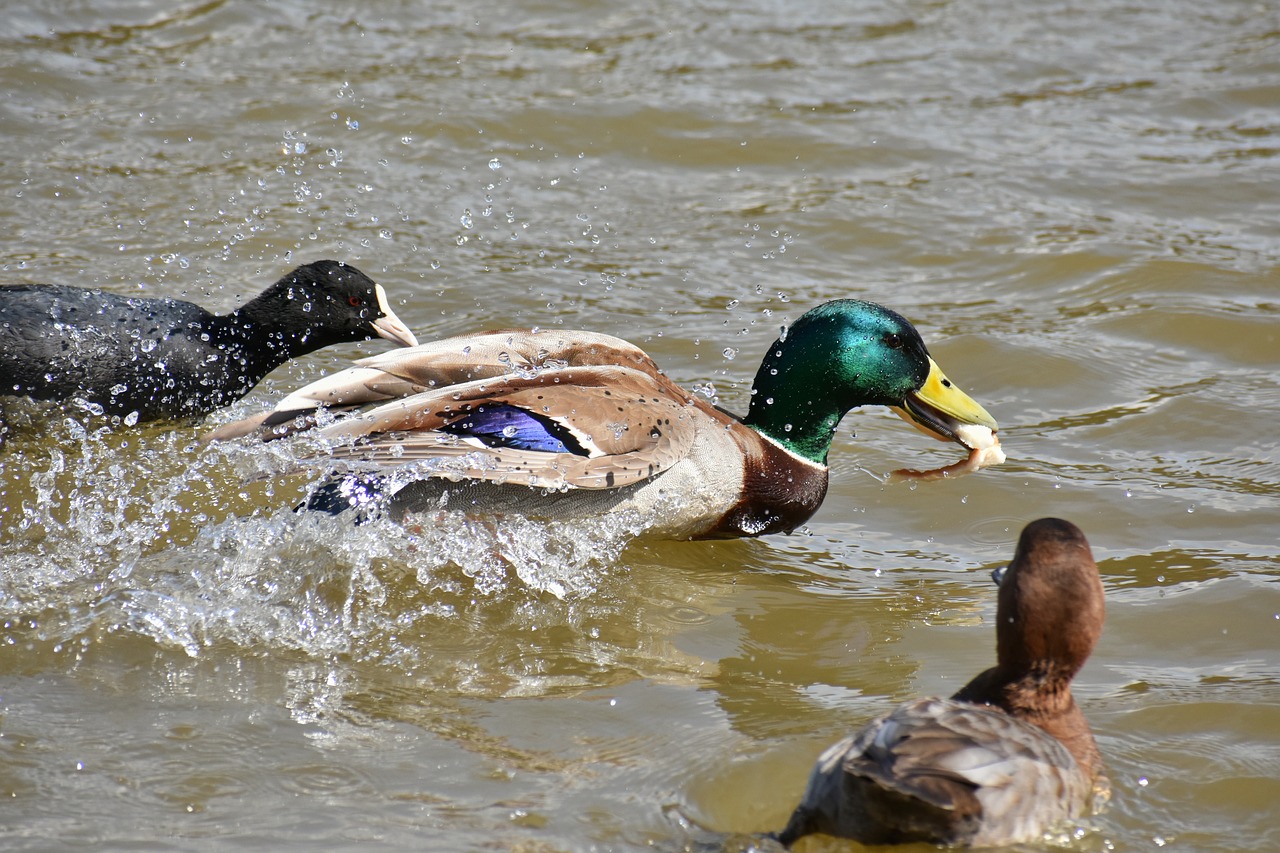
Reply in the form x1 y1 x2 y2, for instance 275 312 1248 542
1 409 653 671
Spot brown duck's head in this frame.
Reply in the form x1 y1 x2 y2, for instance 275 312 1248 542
995 518 1105 681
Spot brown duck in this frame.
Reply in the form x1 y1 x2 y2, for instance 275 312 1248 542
778 517 1107 847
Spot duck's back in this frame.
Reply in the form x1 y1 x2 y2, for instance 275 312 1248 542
783 697 1092 847
0 284 226 417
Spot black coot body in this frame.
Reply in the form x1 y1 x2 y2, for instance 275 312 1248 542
0 260 417 421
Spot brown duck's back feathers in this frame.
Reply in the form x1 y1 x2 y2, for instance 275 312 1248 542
780 697 1091 847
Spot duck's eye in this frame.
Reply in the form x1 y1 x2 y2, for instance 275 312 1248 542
348 296 364 308
884 333 904 349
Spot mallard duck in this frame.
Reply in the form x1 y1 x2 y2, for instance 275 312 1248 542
208 299 1002 539
0 260 418 422
777 518 1106 847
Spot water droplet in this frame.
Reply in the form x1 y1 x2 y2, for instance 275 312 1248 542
488 157 502 170
460 210 473 229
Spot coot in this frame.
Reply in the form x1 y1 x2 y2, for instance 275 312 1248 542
0 260 418 422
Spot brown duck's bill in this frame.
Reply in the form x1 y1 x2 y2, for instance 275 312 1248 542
372 284 419 348
888 356 1006 481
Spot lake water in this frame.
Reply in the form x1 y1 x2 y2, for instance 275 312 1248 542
2 1 1278 850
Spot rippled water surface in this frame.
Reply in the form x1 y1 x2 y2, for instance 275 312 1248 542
2 1 1279 850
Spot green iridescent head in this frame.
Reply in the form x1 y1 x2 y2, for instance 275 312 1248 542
744 299 997 464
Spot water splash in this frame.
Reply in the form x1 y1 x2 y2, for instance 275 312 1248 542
0 407 651 672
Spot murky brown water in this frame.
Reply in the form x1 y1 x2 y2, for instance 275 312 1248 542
2 1 1279 850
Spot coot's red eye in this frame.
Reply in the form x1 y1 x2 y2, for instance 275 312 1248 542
348 296 363 307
